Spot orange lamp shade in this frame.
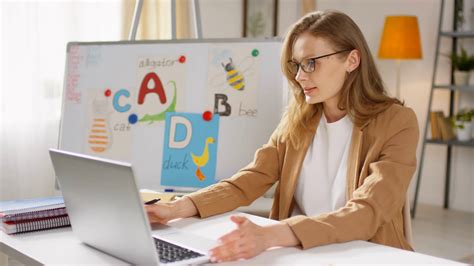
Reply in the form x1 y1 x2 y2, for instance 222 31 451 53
378 16 422 59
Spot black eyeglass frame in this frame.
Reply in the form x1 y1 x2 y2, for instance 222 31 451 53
287 49 352 74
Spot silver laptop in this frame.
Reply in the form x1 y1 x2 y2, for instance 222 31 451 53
49 148 215 265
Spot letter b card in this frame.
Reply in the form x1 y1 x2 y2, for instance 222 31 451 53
161 112 219 188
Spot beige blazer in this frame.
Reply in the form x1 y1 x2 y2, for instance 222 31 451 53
188 104 419 251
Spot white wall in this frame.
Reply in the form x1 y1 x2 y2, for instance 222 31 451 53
199 0 473 212
200 0 243 38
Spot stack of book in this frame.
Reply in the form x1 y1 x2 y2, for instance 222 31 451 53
0 196 70 234
430 111 455 141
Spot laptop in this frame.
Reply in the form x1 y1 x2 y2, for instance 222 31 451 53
49 148 216 265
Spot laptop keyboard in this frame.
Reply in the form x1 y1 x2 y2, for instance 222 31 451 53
154 237 204 263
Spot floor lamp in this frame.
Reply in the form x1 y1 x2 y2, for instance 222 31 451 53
378 16 422 99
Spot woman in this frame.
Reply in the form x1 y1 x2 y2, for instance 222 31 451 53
146 10 419 262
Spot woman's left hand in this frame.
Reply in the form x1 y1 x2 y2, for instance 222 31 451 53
209 215 270 262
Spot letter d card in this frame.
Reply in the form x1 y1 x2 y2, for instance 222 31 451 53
161 112 219 188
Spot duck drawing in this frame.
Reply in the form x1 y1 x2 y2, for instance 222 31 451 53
190 137 215 181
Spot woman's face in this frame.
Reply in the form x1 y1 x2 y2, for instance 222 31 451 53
291 33 349 105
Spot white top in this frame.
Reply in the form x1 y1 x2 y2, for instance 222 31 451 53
292 114 353 217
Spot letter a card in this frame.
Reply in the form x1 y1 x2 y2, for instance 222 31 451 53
161 112 220 188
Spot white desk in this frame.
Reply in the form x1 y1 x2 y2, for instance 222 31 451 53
0 212 460 265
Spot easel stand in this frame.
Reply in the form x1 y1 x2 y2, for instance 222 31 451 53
129 0 203 41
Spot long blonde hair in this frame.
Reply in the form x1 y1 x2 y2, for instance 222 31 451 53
278 10 401 149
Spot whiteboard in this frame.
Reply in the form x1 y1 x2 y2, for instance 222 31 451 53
59 39 286 191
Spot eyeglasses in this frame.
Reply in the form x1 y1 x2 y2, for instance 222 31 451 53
287 49 352 75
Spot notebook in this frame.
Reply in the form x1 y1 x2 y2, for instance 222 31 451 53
0 196 65 215
2 207 67 222
2 214 70 234
49 148 216 265
0 197 70 234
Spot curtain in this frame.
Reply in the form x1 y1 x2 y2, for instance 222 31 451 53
0 1 122 201
301 0 316 16
122 0 193 40
176 0 192 38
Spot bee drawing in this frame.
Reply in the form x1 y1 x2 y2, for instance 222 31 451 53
221 58 245 91
211 56 255 91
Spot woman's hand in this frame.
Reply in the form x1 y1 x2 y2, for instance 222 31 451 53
209 215 301 262
145 196 198 224
144 202 175 224
209 215 270 262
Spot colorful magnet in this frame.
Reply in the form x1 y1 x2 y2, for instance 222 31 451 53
202 111 213 121
104 89 112 97
251 49 259 57
128 113 138 124
179 55 186 63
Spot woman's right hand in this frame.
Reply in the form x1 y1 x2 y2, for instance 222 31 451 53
145 202 175 224
145 196 198 224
